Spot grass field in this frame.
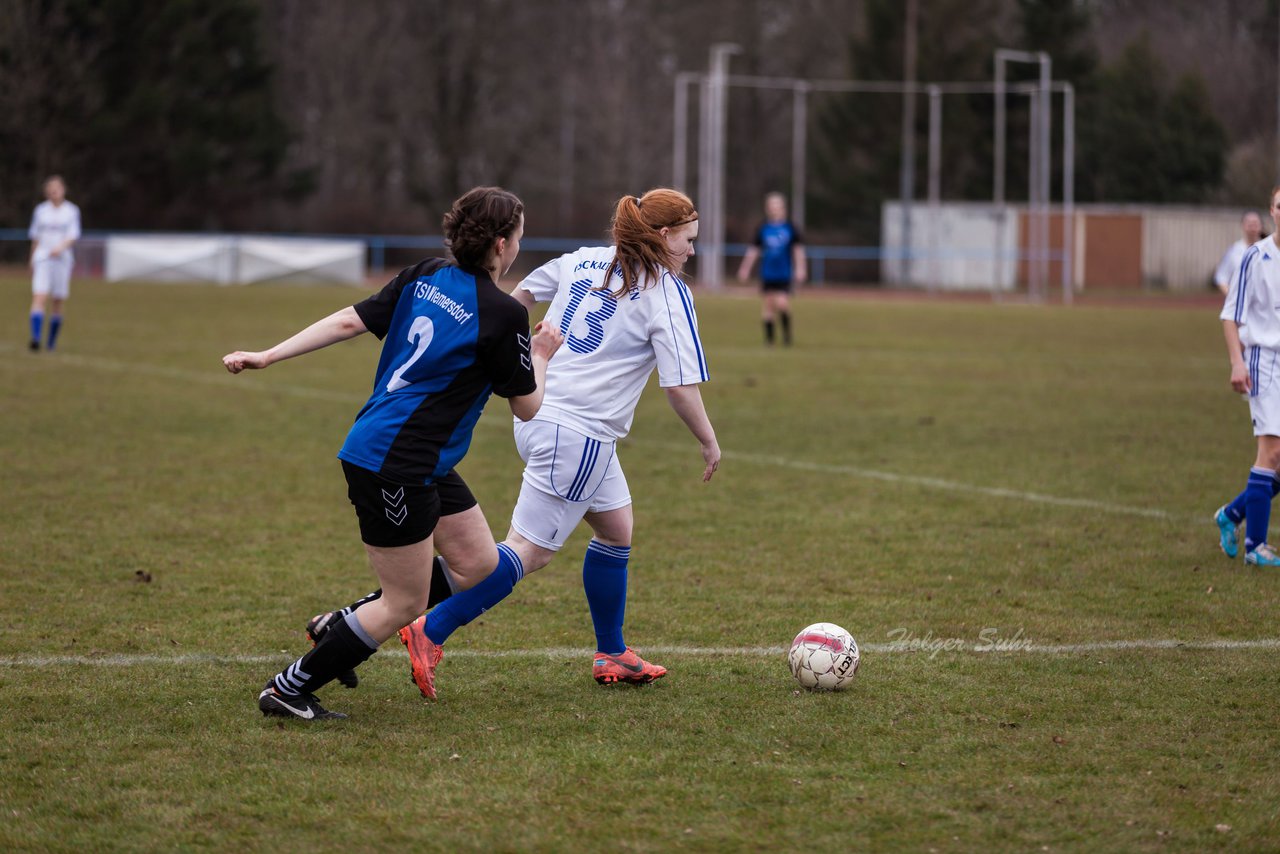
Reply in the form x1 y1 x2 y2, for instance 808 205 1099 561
1 275 1277 852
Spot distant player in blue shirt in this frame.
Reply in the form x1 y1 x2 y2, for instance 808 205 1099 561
737 192 806 346
221 187 564 720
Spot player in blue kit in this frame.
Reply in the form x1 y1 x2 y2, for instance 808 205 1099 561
1214 185 1280 567
737 192 806 346
222 187 563 719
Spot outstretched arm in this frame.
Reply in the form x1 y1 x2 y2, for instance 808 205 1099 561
508 322 565 421
223 306 367 373
664 383 720 482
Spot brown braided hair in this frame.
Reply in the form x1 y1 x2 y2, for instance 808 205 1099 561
442 186 524 270
602 188 698 297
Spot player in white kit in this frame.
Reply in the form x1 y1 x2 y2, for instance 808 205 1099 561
1214 211 1264 295
310 189 720 696
27 176 81 352
1214 185 1280 566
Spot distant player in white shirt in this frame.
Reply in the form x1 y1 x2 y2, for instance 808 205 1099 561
313 189 720 696
1214 210 1264 295
1214 186 1280 566
27 175 81 351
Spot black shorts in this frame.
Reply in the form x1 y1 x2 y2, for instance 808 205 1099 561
761 279 793 293
342 461 441 548
435 469 479 516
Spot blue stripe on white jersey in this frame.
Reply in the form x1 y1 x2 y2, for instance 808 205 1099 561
665 273 708 383
1236 245 1260 323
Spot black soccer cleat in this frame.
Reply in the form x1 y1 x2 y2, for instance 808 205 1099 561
29 340 39 352
258 681 347 720
306 611 359 689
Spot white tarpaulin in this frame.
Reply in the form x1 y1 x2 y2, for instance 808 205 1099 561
105 236 237 284
105 235 366 285
236 237 364 285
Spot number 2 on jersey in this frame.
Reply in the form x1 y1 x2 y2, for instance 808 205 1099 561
386 315 436 392
559 278 616 354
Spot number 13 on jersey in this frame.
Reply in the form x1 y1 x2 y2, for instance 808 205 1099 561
558 278 616 354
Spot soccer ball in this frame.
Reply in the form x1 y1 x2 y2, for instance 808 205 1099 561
788 622 860 691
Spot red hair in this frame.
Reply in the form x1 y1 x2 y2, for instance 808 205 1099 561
602 188 698 297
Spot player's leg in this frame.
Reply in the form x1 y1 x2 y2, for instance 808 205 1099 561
581 458 664 685
582 501 633 656
773 290 793 346
760 287 776 345
29 270 48 351
47 294 65 351
44 261 69 350
314 479 493 636
258 464 440 719
419 421 607 648
1243 433 1280 566
310 472 493 694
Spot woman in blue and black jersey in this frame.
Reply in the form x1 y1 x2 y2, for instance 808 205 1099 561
736 191 807 346
222 186 563 720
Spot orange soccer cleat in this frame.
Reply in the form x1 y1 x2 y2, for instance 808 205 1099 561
398 615 444 700
592 648 667 686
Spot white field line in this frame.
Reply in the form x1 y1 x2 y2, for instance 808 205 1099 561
637 441 1176 520
4 343 1177 518
2 638 1278 668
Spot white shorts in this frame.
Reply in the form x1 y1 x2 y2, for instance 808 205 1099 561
32 258 73 299
509 419 631 551
1247 345 1280 435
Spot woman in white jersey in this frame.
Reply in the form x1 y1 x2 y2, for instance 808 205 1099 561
1214 185 1280 567
27 175 81 352
312 189 720 697
1213 210 1264 295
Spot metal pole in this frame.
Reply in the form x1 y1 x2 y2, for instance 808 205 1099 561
928 84 942 293
705 43 739 291
673 72 696 192
697 74 714 285
1027 78 1040 300
1062 82 1074 304
994 57 1006 206
898 0 919 285
792 82 809 230
994 53 1008 296
1038 52 1052 303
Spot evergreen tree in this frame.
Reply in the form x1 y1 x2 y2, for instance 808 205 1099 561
1081 36 1225 202
0 0 303 229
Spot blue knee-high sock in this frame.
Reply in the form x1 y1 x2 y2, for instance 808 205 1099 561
46 315 61 349
423 544 523 645
29 311 43 343
1243 467 1276 552
1224 472 1280 523
582 540 630 655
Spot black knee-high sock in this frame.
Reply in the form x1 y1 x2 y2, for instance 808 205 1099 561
337 589 382 619
764 319 775 344
274 616 377 696
780 311 791 345
427 559 455 608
